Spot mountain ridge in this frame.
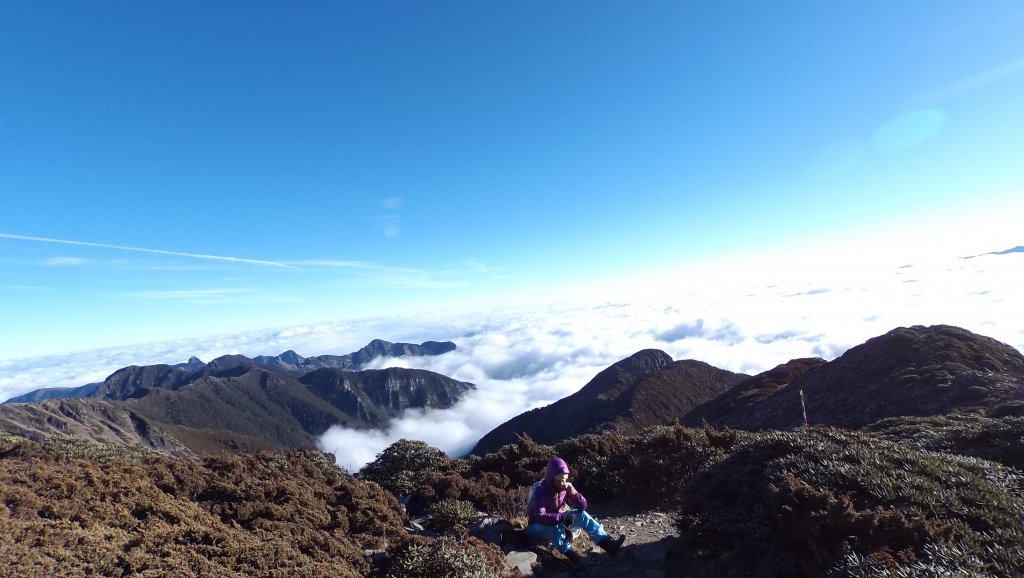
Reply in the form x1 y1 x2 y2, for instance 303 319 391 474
3 339 456 404
683 324 1024 429
0 338 471 456
472 324 1024 457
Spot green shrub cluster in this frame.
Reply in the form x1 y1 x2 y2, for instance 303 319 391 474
865 414 1024 470
360 438 454 496
414 469 528 520
468 433 555 488
424 498 478 532
373 424 739 519
668 428 1024 578
558 423 741 508
43 434 150 463
380 533 507 578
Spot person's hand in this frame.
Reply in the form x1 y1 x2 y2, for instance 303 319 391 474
565 483 578 497
561 512 576 528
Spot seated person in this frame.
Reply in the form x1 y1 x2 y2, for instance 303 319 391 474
525 456 626 565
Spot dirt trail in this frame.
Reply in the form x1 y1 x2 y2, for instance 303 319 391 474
519 505 679 578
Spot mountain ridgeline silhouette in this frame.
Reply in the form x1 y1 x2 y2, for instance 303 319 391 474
0 340 465 455
471 350 748 456
3 339 457 404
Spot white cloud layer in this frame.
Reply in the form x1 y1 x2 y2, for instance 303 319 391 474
2 249 1021 473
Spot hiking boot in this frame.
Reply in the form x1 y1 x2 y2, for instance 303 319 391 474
564 549 585 567
598 533 626 557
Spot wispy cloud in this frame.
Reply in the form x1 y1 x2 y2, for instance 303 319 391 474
466 259 496 274
376 215 401 238
0 284 48 291
42 256 90 266
465 259 512 281
292 259 465 289
376 197 403 238
287 259 379 269
112 287 299 305
0 233 292 268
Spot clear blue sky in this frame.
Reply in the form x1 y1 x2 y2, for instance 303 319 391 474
2 2 1023 359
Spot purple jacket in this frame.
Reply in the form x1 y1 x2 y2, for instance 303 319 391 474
527 457 588 526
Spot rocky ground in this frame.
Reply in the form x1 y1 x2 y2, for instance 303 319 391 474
494 505 679 578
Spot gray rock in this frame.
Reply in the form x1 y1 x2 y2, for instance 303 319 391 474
469 516 513 545
504 550 538 576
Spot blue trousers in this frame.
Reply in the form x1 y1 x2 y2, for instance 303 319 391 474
526 508 609 553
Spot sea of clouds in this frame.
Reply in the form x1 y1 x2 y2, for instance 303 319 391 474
1 249 1020 472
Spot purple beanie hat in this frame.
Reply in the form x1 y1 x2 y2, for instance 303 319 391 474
545 456 569 482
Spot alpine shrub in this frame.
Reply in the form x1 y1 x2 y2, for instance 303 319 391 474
360 439 452 496
425 498 478 532
381 533 507 578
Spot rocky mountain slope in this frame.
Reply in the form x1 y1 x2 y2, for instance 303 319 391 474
471 349 747 456
682 325 1024 430
250 339 456 377
0 365 474 456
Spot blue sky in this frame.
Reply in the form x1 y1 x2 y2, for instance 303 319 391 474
2 2 1023 360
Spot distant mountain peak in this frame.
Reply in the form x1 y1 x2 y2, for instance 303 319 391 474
471 348 746 456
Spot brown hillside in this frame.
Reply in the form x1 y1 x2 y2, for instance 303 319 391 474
0 367 475 456
610 359 750 434
684 325 1024 430
0 435 405 578
682 357 825 427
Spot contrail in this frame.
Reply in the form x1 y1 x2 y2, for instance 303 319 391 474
0 233 292 268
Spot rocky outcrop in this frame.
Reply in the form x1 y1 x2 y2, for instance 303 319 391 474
301 367 472 424
251 340 457 377
92 364 194 399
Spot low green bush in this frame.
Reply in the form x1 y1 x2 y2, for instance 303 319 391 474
381 534 507 578
360 438 453 496
44 434 150 463
425 498 478 532
669 428 1024 578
